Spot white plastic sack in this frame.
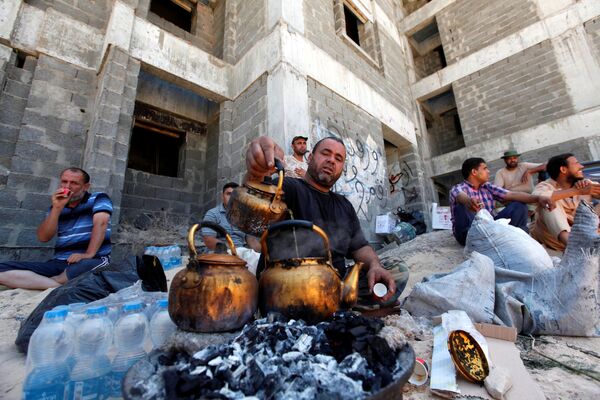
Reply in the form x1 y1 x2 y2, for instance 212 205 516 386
402 252 496 323
465 209 553 273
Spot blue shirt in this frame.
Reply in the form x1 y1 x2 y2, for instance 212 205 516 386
201 203 247 248
53 192 113 260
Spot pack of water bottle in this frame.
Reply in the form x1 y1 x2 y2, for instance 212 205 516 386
144 245 182 270
22 282 177 400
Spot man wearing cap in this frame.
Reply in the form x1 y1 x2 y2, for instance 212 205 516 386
494 150 546 193
284 136 309 179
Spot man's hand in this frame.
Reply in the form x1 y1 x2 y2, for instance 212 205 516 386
367 265 397 303
294 167 306 178
51 188 72 210
246 136 285 181
575 179 600 197
537 195 555 211
456 192 483 212
67 253 92 264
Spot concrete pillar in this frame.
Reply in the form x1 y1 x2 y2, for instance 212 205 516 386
0 0 21 42
552 26 600 112
266 63 310 151
267 0 305 34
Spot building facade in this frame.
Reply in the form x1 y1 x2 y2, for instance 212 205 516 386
0 0 599 260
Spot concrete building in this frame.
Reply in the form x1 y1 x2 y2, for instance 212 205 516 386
0 0 599 260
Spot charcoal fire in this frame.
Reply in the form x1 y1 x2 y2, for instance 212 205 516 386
126 312 413 399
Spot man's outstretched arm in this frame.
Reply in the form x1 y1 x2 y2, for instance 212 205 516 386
352 245 396 302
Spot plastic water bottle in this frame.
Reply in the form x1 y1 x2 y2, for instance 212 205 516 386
109 302 148 398
150 299 176 348
68 306 113 400
23 309 73 400
168 245 182 269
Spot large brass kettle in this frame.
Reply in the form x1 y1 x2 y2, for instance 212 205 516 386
258 220 363 323
226 158 287 235
168 222 258 332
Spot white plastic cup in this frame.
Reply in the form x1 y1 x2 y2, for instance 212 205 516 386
409 357 429 386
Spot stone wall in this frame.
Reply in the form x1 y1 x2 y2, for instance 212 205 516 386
217 74 268 189
0 54 97 260
304 0 414 116
437 0 539 64
308 78 389 242
231 0 266 62
453 40 574 147
24 0 112 29
585 17 600 63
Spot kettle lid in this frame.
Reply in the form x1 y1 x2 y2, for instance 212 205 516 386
195 252 247 266
245 181 280 195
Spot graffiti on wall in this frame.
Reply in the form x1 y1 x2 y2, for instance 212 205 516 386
388 160 420 203
311 118 387 222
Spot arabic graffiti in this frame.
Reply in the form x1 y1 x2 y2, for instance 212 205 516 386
311 118 387 221
388 159 420 204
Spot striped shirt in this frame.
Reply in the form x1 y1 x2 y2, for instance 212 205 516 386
53 192 113 260
449 181 508 232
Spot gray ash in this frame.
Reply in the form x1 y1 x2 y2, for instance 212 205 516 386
129 312 408 399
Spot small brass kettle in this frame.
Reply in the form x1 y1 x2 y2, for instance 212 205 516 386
258 220 363 323
226 159 287 235
168 222 258 332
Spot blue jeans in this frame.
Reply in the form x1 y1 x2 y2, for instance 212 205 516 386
452 202 529 246
0 256 110 280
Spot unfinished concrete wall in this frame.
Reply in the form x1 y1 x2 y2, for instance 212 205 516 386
585 17 600 63
437 0 539 64
308 78 390 241
0 52 36 185
231 0 266 62
453 40 574 147
304 0 414 116
217 74 268 190
0 54 97 260
24 0 112 29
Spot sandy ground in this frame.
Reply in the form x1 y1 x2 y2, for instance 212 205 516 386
1 231 599 399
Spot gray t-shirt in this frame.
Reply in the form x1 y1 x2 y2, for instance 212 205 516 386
201 203 246 248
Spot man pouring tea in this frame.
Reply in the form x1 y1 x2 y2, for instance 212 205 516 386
244 135 408 306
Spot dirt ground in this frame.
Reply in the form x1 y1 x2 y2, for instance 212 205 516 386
1 230 598 399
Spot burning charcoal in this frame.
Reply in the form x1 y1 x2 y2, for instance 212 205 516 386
339 353 369 380
293 333 314 353
282 351 304 362
193 345 221 365
176 371 213 398
158 351 181 366
190 365 207 376
208 356 223 366
366 336 395 368
350 325 368 337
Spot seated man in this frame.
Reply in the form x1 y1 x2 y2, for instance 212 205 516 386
0 168 112 289
201 182 261 274
531 153 600 251
494 150 546 193
450 158 553 245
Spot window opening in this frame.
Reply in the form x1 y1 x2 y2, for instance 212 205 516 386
149 0 195 32
420 88 465 157
128 119 185 177
409 18 447 79
344 4 361 46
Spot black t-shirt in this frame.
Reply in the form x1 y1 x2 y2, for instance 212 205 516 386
276 177 368 274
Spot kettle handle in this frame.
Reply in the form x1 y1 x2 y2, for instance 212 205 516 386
260 220 332 264
188 221 238 257
272 158 285 203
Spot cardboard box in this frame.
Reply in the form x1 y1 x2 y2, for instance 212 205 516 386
375 214 396 234
431 203 452 230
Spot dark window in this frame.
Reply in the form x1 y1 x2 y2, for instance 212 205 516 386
435 45 447 68
128 121 185 177
453 113 463 137
344 5 361 46
150 0 194 32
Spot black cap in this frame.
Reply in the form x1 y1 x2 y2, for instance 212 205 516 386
292 136 308 143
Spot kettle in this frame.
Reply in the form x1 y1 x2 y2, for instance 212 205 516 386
257 220 363 323
168 221 258 332
226 158 287 235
